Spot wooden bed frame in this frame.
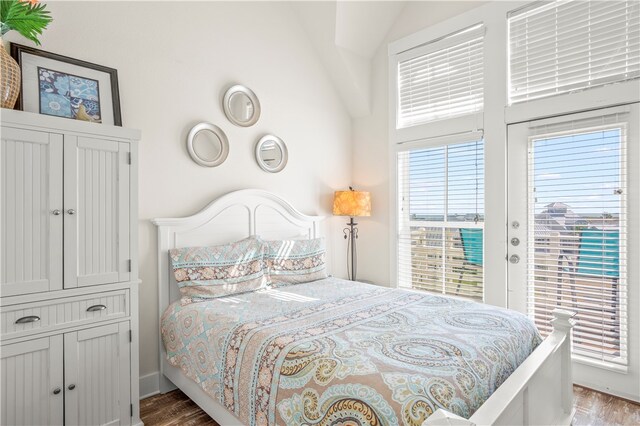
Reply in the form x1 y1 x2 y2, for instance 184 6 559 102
152 189 576 426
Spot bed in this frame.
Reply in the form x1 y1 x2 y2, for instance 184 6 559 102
152 189 576 426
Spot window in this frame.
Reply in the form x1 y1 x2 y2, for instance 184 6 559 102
509 0 640 103
397 25 484 128
527 113 628 366
397 139 484 301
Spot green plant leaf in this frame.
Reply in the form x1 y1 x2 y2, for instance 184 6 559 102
0 0 52 45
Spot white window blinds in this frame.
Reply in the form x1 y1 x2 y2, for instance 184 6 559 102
527 112 628 365
397 138 484 301
397 25 484 128
509 0 640 104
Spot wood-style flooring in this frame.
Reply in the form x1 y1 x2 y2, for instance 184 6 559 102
140 385 640 426
573 386 640 426
140 390 218 426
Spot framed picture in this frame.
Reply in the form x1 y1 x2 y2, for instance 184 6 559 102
11 43 122 126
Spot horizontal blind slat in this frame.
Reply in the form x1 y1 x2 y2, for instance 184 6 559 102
398 30 484 128
508 0 640 104
526 120 627 366
398 140 484 302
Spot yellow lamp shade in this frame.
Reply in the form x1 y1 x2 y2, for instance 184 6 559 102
333 190 371 217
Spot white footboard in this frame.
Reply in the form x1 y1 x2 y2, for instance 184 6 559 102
424 309 577 426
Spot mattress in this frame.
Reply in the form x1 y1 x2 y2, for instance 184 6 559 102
161 277 542 426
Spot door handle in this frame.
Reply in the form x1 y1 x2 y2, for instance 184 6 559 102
509 254 520 264
66 209 76 215
511 237 520 246
51 209 61 216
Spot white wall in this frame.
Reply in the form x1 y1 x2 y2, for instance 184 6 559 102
352 1 486 286
5 1 352 383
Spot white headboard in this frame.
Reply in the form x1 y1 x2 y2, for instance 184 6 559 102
151 189 324 390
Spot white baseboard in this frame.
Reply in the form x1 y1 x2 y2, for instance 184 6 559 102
139 371 160 399
574 379 640 403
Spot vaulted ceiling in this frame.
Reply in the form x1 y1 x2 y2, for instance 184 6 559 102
290 1 407 118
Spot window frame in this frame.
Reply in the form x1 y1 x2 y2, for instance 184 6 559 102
526 115 629 368
395 24 486 130
505 104 638 379
388 4 508 308
396 134 486 301
507 0 640 105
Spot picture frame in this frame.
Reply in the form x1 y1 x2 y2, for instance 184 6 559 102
10 43 122 126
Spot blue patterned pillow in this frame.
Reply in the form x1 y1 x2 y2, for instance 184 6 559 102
169 237 267 303
263 238 327 287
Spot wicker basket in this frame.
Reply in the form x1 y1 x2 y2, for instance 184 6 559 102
1 43 21 109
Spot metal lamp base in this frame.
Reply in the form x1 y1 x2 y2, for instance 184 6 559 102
343 217 358 281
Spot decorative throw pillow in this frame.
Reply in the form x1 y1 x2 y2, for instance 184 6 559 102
169 237 267 303
263 237 327 287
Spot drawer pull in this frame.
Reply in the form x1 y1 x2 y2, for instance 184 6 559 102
86 304 107 312
15 315 40 324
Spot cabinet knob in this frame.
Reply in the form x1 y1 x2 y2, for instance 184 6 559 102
53 388 61 395
68 384 76 390
52 209 61 216
66 209 76 215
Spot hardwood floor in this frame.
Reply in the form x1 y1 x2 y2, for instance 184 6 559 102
140 385 640 426
140 391 218 426
573 386 640 426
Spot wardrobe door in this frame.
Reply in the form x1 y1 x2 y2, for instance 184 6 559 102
64 136 130 288
1 127 63 296
0 335 64 426
64 322 131 426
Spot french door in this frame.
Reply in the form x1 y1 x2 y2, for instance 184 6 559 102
507 104 639 401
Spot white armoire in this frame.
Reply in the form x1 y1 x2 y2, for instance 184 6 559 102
0 109 142 426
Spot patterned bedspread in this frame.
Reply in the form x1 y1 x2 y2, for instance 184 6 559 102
161 278 541 426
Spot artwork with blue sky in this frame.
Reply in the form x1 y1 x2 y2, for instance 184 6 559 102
38 67 102 122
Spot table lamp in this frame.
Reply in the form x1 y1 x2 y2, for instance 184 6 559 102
332 187 371 281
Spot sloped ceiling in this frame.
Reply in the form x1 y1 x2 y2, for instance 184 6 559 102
291 1 406 118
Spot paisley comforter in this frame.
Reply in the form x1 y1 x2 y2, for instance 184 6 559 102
161 278 542 426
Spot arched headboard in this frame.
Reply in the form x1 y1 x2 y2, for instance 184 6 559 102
151 189 324 391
